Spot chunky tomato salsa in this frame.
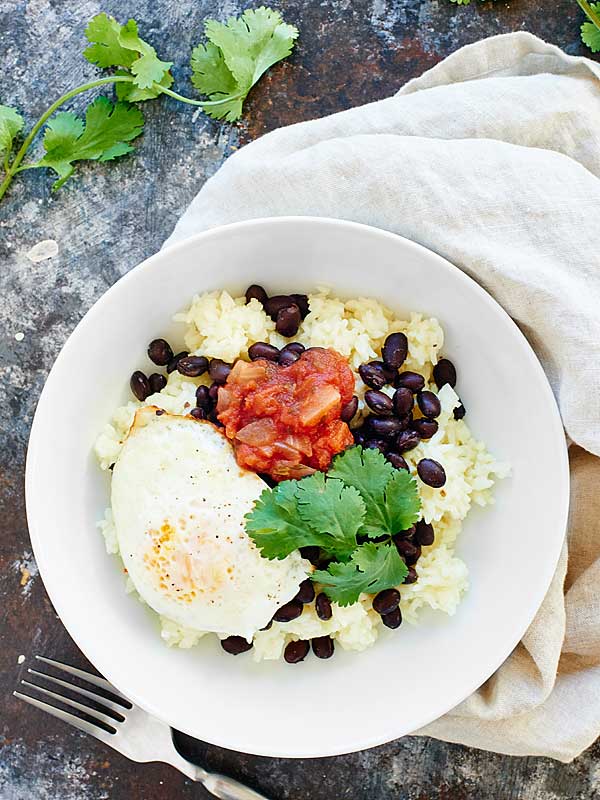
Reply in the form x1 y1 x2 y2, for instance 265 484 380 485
217 347 355 480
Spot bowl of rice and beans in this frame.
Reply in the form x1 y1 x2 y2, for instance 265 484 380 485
26 217 569 757
95 284 508 665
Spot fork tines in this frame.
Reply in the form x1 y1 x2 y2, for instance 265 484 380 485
14 655 130 740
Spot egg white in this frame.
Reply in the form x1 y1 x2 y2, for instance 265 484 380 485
111 407 309 639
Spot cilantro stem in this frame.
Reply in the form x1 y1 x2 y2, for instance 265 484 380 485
0 75 134 202
577 0 600 29
155 85 245 108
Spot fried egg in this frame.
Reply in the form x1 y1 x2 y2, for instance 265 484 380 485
112 407 308 639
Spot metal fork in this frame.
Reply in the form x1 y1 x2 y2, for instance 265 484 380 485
14 656 270 800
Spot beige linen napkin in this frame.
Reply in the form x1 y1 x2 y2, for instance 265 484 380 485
164 32 600 762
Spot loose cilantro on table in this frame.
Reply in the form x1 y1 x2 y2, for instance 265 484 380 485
0 7 298 202
245 445 422 606
191 7 299 122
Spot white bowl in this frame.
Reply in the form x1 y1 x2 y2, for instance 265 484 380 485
26 217 568 758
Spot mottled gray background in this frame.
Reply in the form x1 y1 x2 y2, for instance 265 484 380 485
1 1 598 798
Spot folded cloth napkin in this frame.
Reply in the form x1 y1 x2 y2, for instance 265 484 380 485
164 32 600 762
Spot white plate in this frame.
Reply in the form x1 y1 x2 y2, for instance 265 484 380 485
26 217 569 758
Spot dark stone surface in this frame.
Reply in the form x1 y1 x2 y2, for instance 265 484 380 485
0 1 597 798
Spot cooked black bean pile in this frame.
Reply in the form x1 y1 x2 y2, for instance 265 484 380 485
246 285 310 339
351 332 467 491
247 339 307 368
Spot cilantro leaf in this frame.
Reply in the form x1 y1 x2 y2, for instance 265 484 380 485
84 13 173 97
384 468 422 533
329 446 420 537
246 478 360 561
313 543 408 606
118 19 173 90
190 42 242 121
0 105 24 161
295 471 365 552
190 7 299 122
582 4 600 51
35 97 143 190
83 13 136 68
328 446 391 537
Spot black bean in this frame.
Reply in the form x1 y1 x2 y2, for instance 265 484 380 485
340 395 359 423
196 384 212 410
415 520 435 547
433 358 457 389
315 592 333 621
155 410 165 417
130 370 151 401
393 387 414 416
358 362 390 390
221 636 253 655
299 546 321 566
312 636 334 659
208 382 220 403
167 350 188 374
364 439 389 454
207 408 223 427
353 428 366 446
190 407 206 420
209 359 232 384
404 567 418 584
278 344 302 366
412 418 439 439
149 372 167 394
290 294 310 319
295 579 315 604
395 539 421 566
259 473 277 488
245 284 268 306
453 402 466 420
177 355 209 378
396 429 421 452
397 414 412 431
382 332 408 370
284 342 305 355
284 640 310 664
381 607 402 629
273 600 304 623
276 304 301 337
417 390 441 419
248 342 280 362
264 294 295 320
386 452 409 471
365 416 404 439
365 390 394 416
372 588 400 616
147 338 174 366
417 458 446 488
261 620 273 631
396 371 425 392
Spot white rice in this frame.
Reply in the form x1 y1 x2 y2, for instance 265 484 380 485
94 289 509 661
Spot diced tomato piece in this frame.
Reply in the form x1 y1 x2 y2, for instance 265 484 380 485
217 348 354 481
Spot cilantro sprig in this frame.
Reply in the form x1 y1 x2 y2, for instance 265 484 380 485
0 8 298 201
245 446 422 606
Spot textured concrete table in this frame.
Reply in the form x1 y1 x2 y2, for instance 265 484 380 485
1 1 597 798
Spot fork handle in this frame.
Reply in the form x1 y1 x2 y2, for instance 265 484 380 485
201 772 271 800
